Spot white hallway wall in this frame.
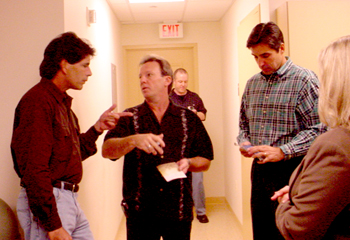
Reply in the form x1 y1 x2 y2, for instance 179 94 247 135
64 0 126 239
0 0 64 210
0 0 125 239
220 0 271 224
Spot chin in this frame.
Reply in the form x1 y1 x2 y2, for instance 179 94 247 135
262 70 273 75
74 86 84 90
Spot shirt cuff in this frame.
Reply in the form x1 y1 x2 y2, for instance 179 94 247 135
91 126 103 136
279 145 293 160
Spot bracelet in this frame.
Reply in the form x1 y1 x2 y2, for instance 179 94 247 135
186 158 192 166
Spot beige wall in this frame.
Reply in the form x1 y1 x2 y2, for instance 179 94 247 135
220 0 271 224
0 0 124 239
121 22 225 199
282 0 350 75
64 0 125 239
0 0 64 208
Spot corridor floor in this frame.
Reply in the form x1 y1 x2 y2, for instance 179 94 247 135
114 197 243 240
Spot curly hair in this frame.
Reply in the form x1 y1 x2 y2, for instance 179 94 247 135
39 32 95 80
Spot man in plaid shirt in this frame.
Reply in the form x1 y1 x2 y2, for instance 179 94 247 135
237 22 327 240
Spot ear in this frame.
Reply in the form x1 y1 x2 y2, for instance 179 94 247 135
280 43 285 53
164 76 172 87
59 59 69 75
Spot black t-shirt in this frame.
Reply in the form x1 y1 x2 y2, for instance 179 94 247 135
169 89 207 114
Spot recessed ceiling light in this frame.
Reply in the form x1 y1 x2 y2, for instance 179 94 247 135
129 0 184 3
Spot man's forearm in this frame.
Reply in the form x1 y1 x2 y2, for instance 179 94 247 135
102 136 136 159
197 112 206 121
188 156 211 172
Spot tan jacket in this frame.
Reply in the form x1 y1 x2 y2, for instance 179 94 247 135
276 127 350 239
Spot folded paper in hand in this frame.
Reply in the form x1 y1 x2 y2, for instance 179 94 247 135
157 162 187 182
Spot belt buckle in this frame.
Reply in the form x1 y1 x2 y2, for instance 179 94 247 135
71 183 77 192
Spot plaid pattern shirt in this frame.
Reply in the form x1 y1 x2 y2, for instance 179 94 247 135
238 57 327 160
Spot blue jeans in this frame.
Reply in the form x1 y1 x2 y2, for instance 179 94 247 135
17 187 94 240
192 172 206 215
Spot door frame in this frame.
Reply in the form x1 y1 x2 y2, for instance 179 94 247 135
121 43 199 109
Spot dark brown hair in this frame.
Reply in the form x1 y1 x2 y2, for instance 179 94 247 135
246 22 284 52
40 32 95 80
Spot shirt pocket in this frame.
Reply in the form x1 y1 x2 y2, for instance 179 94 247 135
51 107 72 162
272 97 297 134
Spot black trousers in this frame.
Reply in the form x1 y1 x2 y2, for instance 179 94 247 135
250 156 303 240
126 214 192 240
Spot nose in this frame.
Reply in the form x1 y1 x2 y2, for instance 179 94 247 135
87 67 92 76
140 75 147 83
257 57 266 69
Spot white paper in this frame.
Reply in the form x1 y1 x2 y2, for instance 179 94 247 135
157 162 187 182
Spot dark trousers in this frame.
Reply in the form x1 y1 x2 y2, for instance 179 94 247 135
126 214 192 240
251 156 303 240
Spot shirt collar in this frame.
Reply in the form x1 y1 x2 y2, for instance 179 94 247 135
170 88 188 97
40 78 73 107
137 100 182 118
260 57 292 81
275 56 292 77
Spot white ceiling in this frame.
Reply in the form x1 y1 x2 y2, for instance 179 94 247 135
106 0 234 24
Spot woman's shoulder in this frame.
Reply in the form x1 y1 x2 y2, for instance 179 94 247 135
310 127 350 157
316 127 350 141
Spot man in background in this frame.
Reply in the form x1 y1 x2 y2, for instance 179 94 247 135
102 55 213 239
169 68 209 223
11 32 131 240
237 22 327 239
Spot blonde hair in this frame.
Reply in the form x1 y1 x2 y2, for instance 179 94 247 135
318 35 350 129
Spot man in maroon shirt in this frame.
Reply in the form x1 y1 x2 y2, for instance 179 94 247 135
11 32 131 240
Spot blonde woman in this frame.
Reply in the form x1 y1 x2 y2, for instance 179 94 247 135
272 35 350 239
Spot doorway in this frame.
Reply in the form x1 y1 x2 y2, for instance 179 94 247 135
122 44 198 108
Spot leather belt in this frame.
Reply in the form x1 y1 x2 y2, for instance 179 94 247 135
53 181 79 192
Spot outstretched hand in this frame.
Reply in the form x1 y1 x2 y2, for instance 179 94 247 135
94 104 133 132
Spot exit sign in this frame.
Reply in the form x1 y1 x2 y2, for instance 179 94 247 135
159 23 183 38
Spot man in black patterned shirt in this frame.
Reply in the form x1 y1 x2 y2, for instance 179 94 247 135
102 54 213 240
